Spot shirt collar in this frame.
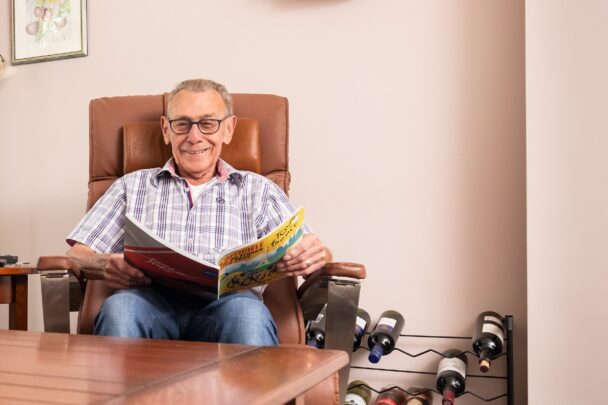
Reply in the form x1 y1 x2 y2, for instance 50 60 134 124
153 158 237 186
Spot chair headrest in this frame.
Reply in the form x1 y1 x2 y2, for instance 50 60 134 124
123 118 262 174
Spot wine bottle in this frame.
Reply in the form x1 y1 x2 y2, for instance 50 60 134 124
353 308 371 351
471 311 504 373
375 385 407 405
367 310 405 363
345 380 372 405
404 387 433 405
436 349 468 405
306 306 326 348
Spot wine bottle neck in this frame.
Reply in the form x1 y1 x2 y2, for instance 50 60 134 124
480 345 491 356
368 343 384 364
442 387 456 405
376 398 399 405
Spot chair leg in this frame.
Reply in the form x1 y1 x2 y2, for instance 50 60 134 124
324 278 361 405
40 270 71 333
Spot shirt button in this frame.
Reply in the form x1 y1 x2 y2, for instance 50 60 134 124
185 187 190 192
188 238 194 243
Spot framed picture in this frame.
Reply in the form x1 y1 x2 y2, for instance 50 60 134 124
11 0 88 65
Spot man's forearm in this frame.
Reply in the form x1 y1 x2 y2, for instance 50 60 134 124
66 243 150 289
66 243 110 280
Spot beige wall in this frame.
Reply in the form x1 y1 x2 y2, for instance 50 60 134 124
1 1 526 403
526 1 608 403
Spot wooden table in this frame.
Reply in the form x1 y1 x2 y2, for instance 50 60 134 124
0 265 36 330
0 330 349 404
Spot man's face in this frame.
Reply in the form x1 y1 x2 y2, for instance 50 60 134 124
161 89 236 185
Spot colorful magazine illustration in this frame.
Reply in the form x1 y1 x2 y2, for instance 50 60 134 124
123 207 305 298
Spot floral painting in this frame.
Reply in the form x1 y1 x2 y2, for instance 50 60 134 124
12 0 88 65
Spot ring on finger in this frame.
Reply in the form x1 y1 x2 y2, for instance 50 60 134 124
305 259 312 268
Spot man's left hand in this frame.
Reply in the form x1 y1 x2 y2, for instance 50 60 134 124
275 233 329 277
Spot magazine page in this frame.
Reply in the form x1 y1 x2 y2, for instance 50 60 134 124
123 214 220 293
217 207 305 297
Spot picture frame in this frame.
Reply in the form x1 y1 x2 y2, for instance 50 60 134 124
11 0 88 65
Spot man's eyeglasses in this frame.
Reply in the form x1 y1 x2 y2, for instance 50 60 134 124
168 116 231 135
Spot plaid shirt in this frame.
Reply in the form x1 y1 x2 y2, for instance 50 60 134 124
67 159 306 295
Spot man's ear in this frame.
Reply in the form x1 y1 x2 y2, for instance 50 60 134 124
160 116 171 145
222 115 237 145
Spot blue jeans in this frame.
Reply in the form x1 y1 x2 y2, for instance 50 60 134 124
93 287 278 346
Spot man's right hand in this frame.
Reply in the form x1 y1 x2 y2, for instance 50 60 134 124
96 253 151 290
67 243 151 290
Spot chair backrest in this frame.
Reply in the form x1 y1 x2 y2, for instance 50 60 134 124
78 93 305 345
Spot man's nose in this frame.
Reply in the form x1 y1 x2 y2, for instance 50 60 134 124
186 124 205 141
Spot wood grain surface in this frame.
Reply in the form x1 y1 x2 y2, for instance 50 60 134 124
0 330 347 404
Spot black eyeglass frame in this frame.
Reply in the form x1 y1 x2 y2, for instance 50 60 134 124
168 116 232 135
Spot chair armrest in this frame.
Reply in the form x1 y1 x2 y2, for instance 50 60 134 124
37 256 83 284
297 262 366 299
318 262 366 279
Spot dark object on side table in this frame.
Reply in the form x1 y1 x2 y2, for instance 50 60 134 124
0 255 18 267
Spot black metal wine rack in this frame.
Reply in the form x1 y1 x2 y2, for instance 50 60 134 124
349 315 514 405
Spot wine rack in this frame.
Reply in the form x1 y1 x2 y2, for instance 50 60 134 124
349 315 514 405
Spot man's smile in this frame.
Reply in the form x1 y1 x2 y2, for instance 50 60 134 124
182 147 210 155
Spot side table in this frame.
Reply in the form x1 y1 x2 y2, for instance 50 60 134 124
0 265 36 330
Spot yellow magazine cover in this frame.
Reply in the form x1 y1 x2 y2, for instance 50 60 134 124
218 207 305 296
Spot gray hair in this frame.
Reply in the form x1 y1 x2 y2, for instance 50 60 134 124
167 78 233 116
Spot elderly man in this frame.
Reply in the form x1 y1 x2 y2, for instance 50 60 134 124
66 79 328 346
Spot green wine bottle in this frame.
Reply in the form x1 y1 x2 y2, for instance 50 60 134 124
436 349 468 405
345 380 371 405
353 308 371 351
367 310 405 363
472 311 504 372
306 306 326 348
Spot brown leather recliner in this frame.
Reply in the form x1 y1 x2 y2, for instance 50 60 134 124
37 92 365 404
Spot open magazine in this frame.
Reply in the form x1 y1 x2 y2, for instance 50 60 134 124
123 207 305 298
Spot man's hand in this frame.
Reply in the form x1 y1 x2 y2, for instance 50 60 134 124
275 233 329 277
95 254 151 290
67 243 151 290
